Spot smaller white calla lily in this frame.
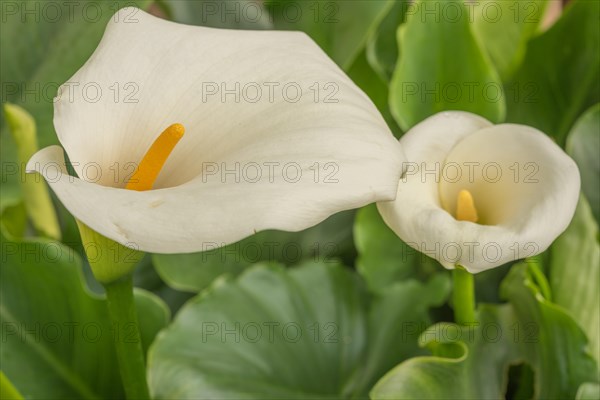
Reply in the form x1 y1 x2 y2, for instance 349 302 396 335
377 111 580 273
27 8 404 254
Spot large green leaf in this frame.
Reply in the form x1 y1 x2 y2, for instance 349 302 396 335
353 204 441 293
266 0 393 69
550 196 600 363
567 105 600 223
148 261 449 399
389 0 505 131
371 262 598 399
152 211 355 292
505 0 600 144
472 0 547 81
0 234 169 399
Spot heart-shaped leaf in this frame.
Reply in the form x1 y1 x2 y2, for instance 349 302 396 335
148 261 449 399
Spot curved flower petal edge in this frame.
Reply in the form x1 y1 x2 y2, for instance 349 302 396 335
26 7 404 253
377 111 580 273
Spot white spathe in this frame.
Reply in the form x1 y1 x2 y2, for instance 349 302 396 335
377 111 580 273
27 7 404 253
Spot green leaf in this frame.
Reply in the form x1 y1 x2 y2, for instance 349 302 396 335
266 0 393 69
0 371 24 400
158 0 273 29
148 261 449 399
0 203 27 239
152 211 354 292
505 0 600 144
567 104 600 223
353 204 440 292
389 0 505 131
550 196 600 363
346 52 401 138
366 0 408 82
472 0 547 81
0 234 169 399
371 263 598 399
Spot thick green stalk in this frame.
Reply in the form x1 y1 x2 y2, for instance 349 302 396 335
452 266 476 325
103 275 150 400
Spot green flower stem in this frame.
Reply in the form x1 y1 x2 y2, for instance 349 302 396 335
453 266 476 325
76 221 143 284
103 275 150 400
75 222 147 398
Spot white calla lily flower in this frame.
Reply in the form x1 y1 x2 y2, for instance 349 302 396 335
27 7 404 253
377 111 580 273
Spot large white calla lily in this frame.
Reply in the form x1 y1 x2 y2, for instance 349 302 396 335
377 111 580 273
26 7 404 254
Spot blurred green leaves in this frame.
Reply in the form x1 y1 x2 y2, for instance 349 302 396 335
567 105 600 223
550 196 600 363
266 0 393 70
0 233 169 399
389 0 505 131
1 1 599 399
158 0 272 29
148 261 448 399
366 0 408 82
371 262 598 399
353 204 440 293
472 0 547 81
152 211 354 292
505 0 600 144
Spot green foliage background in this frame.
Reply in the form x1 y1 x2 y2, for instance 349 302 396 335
1 0 598 399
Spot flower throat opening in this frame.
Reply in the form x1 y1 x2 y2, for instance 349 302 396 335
126 123 185 191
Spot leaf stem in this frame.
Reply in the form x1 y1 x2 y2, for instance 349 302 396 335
452 266 476 325
103 275 150 400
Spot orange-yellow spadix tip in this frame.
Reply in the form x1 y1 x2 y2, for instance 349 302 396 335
125 123 185 191
456 189 478 223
